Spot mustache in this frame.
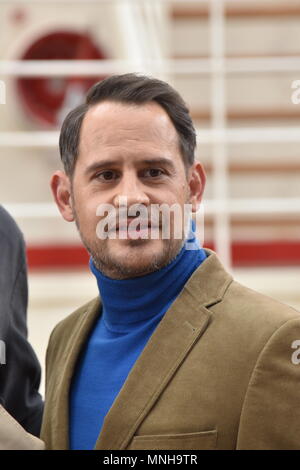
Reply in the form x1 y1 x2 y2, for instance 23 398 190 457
99 207 162 231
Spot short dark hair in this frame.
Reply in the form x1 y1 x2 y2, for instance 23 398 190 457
59 73 196 176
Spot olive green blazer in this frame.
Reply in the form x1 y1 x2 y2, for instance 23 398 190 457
41 249 300 450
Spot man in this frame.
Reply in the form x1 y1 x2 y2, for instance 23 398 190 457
0 206 44 449
41 73 300 450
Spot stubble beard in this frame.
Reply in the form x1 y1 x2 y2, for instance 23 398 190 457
71 201 187 280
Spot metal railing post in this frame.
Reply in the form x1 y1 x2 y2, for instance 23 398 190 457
210 0 231 269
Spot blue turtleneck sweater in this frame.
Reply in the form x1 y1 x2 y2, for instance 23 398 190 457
69 221 207 450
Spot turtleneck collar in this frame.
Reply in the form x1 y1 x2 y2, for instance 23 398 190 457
90 218 206 332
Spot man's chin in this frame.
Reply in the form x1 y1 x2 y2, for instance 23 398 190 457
96 239 173 279
110 239 164 264
86 235 185 279
99 255 162 279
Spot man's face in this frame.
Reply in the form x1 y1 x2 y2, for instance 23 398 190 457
53 100 205 279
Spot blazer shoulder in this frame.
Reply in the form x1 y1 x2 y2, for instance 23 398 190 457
201 249 300 328
221 278 300 330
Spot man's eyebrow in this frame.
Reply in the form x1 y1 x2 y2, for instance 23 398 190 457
85 160 118 176
139 158 176 170
84 157 176 175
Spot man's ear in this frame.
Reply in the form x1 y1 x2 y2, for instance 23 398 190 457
50 170 75 222
187 162 206 213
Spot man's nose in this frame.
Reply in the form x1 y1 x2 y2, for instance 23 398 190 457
113 172 150 208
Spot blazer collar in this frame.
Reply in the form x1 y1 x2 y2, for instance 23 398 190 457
52 248 233 449
185 248 233 308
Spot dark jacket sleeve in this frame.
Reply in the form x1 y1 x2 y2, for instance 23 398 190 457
0 206 43 436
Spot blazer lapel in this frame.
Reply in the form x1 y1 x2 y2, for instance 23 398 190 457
50 297 102 449
94 249 233 450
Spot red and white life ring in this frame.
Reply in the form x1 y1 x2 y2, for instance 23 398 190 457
17 30 107 127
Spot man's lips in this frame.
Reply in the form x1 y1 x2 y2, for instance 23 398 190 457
114 219 160 231
116 225 161 232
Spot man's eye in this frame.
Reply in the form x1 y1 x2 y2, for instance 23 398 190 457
144 168 164 178
95 171 117 181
